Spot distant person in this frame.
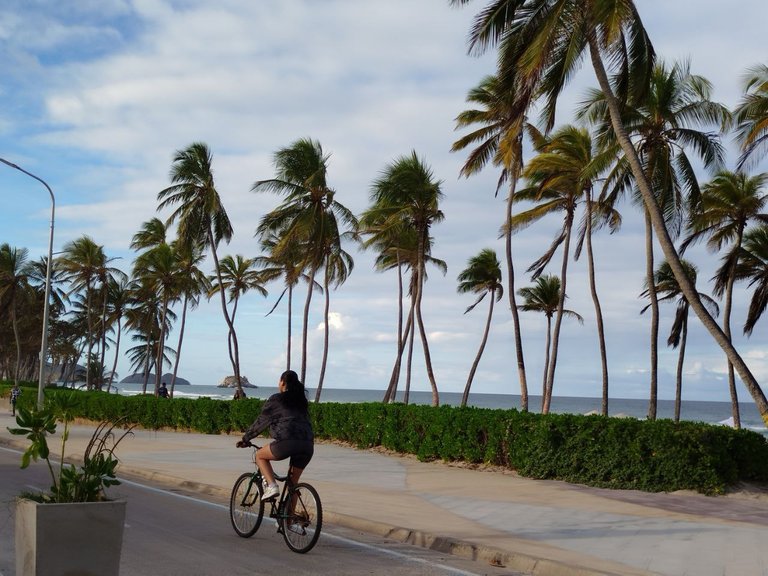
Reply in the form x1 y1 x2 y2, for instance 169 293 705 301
10 384 21 416
236 370 314 501
158 382 169 398
233 388 246 400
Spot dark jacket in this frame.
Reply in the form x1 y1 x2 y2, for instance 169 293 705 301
242 393 313 443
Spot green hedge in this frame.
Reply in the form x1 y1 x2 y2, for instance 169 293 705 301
2 382 767 495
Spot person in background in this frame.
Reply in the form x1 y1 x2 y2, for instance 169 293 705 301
236 370 314 500
233 388 246 400
158 381 169 398
10 384 21 416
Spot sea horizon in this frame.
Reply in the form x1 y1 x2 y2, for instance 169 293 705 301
111 382 767 434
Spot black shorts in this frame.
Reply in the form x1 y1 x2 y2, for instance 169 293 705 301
269 439 314 470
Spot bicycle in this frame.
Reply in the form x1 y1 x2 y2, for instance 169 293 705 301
229 442 323 553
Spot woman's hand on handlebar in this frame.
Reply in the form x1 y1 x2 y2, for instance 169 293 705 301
236 440 256 448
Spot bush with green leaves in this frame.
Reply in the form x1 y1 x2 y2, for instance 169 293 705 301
6 385 768 495
7 391 134 503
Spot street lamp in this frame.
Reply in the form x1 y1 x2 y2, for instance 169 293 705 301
0 157 55 409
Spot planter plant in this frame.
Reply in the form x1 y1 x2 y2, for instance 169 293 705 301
8 392 135 576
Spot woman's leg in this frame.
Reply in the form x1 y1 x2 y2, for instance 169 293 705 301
255 444 277 485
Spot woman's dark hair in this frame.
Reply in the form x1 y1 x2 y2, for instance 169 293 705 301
280 370 308 412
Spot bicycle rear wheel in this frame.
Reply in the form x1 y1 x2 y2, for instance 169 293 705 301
229 472 264 537
282 482 322 553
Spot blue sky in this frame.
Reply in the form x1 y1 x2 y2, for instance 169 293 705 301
1 0 766 405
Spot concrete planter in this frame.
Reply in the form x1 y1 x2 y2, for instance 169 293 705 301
15 498 127 576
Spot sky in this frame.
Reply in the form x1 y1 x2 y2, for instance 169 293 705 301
1 0 767 406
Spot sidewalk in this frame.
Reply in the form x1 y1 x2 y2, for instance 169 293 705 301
2 407 768 576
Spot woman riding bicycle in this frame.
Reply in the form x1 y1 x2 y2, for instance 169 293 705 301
236 370 314 500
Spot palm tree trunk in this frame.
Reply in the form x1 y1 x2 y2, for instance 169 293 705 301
99 289 109 391
541 315 552 413
208 226 243 394
462 291 495 407
384 307 412 404
155 297 169 395
585 189 609 415
505 177 529 411
588 37 768 425
543 219 573 414
315 265 331 402
724 265 741 429
405 297 417 405
108 319 122 394
286 283 293 369
300 266 318 385
11 307 21 385
415 234 439 407
383 257 406 403
674 314 688 423
170 295 190 398
645 210 659 420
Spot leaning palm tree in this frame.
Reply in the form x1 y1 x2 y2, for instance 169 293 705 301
0 243 33 385
366 151 445 406
579 59 729 419
208 254 268 379
157 142 242 393
253 138 358 384
452 73 531 410
734 64 768 170
104 276 136 392
132 242 181 395
168 240 209 396
451 0 768 424
359 214 447 403
511 125 605 413
315 238 355 401
518 274 583 411
682 171 768 428
456 248 503 407
641 260 719 422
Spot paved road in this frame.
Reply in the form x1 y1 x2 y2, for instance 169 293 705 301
0 447 521 576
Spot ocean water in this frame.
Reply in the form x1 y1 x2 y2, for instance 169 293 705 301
112 382 767 434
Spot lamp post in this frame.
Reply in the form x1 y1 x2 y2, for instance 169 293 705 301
0 157 55 409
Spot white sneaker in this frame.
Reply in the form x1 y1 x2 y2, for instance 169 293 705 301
261 483 279 500
288 522 306 535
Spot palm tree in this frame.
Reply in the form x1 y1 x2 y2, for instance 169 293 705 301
579 59 729 419
451 0 768 424
315 240 355 401
641 260 719 422
57 236 115 390
254 231 312 371
456 248 503 407
253 138 358 384
359 213 446 403
208 254 267 380
734 64 768 170
104 276 135 392
0 243 33 384
132 242 181 394
511 125 606 413
168 241 209 396
366 151 445 406
157 142 241 393
735 225 768 336
518 274 583 410
682 170 768 428
452 73 531 410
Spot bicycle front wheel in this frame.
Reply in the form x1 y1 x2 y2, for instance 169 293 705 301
229 472 264 537
282 482 322 553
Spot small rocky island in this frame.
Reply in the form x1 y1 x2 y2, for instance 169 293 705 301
217 375 257 388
